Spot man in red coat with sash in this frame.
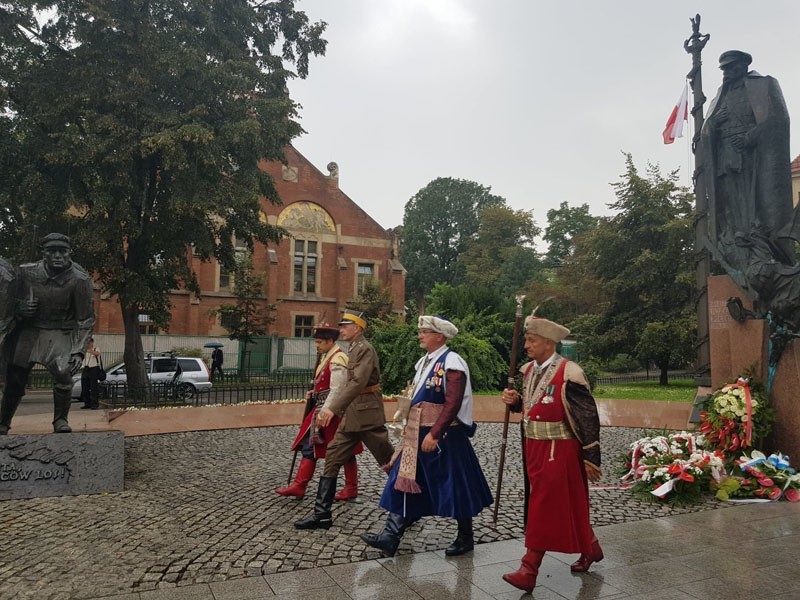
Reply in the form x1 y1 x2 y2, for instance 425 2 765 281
500 315 603 593
275 324 361 500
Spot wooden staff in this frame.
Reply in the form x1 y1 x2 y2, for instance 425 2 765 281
286 346 323 485
493 294 526 523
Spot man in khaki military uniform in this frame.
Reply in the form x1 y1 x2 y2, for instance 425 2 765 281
295 311 394 530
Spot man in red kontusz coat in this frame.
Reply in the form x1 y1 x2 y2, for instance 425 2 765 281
275 324 361 500
500 314 603 593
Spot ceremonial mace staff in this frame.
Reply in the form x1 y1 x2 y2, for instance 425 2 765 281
286 348 324 485
492 293 526 523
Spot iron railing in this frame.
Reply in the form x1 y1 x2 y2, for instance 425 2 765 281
594 371 694 385
99 381 308 409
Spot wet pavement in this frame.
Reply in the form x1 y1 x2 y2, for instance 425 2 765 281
0 417 745 600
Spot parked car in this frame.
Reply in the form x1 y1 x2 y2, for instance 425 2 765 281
71 354 212 401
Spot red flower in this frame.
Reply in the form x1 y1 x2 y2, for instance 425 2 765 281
784 488 800 503
767 487 783 500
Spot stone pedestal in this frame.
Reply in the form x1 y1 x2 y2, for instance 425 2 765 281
769 341 800 462
708 275 767 388
0 431 124 500
708 274 800 460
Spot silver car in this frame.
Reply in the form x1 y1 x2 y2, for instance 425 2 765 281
71 355 212 400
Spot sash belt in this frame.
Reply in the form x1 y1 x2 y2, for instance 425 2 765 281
523 418 574 440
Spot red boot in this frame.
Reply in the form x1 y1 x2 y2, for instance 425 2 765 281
276 458 316 498
503 549 544 593
570 538 604 572
335 458 358 501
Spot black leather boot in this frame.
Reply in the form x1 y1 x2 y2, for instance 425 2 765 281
445 518 474 556
0 393 23 435
294 476 336 529
53 387 73 433
360 512 408 557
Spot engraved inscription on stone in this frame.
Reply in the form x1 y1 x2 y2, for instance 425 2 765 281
709 300 733 330
0 432 123 500
0 463 68 483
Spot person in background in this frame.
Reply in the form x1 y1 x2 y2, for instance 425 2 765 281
500 314 602 593
80 337 102 410
210 346 224 382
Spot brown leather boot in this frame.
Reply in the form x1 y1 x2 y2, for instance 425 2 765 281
570 538 604 572
276 458 316 498
334 458 358 501
503 549 545 593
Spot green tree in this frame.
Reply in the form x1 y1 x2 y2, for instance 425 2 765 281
369 316 507 394
210 256 276 381
573 155 695 384
543 202 598 268
461 205 543 291
635 318 695 385
401 178 505 310
0 1 326 387
347 279 395 325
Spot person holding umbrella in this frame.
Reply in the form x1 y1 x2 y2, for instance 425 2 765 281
208 344 224 382
275 324 361 500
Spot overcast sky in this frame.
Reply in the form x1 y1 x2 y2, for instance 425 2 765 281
287 0 800 237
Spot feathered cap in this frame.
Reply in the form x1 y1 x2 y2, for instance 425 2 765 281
523 302 569 342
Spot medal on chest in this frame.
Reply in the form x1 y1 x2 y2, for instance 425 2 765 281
425 361 445 392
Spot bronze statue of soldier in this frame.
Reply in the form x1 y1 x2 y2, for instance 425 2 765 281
0 256 16 383
0 233 95 434
697 50 800 324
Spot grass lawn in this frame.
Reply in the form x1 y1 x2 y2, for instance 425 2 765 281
593 378 696 402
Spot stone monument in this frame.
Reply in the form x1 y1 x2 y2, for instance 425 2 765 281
0 233 124 499
693 43 800 460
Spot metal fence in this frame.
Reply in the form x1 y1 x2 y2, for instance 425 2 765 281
594 371 694 385
27 335 319 389
100 381 309 410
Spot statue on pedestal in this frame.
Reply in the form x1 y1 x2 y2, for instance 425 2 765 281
0 234 95 434
697 50 800 328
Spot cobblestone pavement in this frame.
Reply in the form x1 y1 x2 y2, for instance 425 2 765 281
0 425 723 600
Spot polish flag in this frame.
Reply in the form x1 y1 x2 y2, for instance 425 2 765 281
662 84 689 144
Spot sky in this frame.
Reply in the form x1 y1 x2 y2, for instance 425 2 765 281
287 0 800 237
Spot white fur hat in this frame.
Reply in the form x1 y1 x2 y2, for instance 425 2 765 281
418 315 458 339
523 315 570 342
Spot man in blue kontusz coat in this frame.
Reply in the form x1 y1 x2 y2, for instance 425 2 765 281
361 315 493 557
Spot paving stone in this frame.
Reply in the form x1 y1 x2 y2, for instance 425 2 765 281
0 424 724 599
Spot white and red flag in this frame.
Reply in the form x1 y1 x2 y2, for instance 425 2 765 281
662 83 689 144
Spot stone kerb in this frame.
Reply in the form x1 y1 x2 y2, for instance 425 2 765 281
0 431 124 500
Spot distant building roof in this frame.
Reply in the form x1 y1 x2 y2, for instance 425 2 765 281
792 154 800 172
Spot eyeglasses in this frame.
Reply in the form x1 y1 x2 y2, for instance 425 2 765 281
419 329 437 335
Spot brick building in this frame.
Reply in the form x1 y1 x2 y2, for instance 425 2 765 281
93 145 405 338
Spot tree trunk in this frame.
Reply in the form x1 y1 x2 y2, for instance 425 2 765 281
659 364 669 386
121 300 148 391
415 288 425 315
